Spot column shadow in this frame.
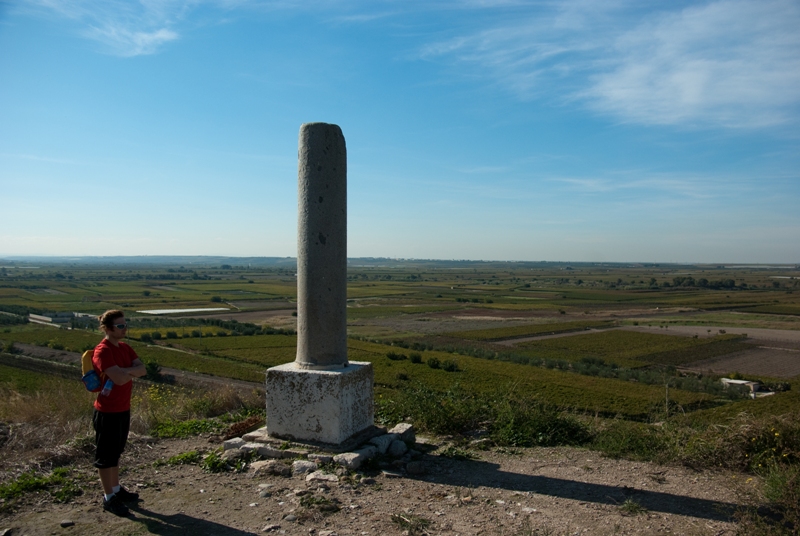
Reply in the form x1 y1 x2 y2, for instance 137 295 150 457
409 458 739 522
127 503 256 535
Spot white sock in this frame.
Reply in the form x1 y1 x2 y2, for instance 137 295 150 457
104 492 116 501
112 485 121 493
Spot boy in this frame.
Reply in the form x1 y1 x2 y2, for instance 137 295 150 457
92 309 146 516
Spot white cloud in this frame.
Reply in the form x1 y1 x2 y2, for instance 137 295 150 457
421 0 800 129
87 25 179 56
23 0 188 56
585 0 800 128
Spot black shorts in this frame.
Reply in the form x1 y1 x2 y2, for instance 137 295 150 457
93 409 130 469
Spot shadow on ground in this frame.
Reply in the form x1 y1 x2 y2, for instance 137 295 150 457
412 457 739 522
128 504 255 535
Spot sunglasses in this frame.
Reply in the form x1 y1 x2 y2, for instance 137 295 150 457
114 323 128 330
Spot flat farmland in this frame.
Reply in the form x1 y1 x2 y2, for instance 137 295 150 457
2 259 798 421
508 330 746 367
687 347 800 379
446 320 615 341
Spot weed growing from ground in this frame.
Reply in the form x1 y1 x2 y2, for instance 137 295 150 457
438 444 478 460
618 499 648 516
391 513 431 535
165 450 202 466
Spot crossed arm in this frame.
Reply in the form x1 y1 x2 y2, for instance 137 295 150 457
103 358 146 385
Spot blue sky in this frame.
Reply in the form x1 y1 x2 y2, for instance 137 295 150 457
1 0 798 263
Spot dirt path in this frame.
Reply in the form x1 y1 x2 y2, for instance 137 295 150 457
0 434 749 536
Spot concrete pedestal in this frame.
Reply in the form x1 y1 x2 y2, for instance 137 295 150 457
265 361 373 445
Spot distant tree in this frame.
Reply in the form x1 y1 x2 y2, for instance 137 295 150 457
211 296 222 303
142 290 151 296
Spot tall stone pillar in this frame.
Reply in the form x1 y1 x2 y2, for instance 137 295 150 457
265 123 374 445
296 123 348 370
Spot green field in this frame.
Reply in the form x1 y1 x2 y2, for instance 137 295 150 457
513 331 751 368
1 259 798 421
446 320 615 341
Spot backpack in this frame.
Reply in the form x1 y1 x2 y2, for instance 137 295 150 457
81 348 103 392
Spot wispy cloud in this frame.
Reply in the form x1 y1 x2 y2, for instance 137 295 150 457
420 0 800 129
584 0 800 128
551 171 757 199
23 0 188 56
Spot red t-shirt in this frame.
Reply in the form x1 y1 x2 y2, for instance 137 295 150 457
92 339 138 413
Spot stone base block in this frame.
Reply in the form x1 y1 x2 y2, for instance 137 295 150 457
266 361 373 445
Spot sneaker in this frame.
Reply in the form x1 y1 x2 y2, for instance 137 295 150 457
103 494 130 517
115 486 139 502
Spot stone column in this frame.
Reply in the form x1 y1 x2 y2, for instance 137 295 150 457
296 123 348 369
265 123 374 445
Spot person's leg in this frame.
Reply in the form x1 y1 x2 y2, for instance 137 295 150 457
93 410 123 495
98 466 119 495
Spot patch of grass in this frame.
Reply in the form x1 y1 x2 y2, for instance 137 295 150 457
438 444 478 460
151 419 225 438
299 493 341 513
165 450 202 465
199 450 249 473
390 513 431 535
0 467 82 508
379 382 591 448
618 499 648 516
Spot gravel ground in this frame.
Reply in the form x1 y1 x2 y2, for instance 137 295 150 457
0 434 750 536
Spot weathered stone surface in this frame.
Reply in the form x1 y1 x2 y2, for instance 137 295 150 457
262 524 280 532
295 122 348 370
306 471 338 483
406 461 426 475
307 453 333 464
239 442 262 453
280 449 308 459
389 423 415 443
332 446 376 469
265 362 374 445
381 469 403 478
256 445 284 459
265 123 375 446
222 448 247 461
368 433 399 454
332 452 361 469
60 520 75 528
223 437 245 451
292 460 317 475
251 460 292 477
388 439 408 457
242 427 268 442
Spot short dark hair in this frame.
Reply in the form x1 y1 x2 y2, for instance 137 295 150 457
98 309 124 330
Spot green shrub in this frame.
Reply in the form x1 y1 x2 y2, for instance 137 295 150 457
386 351 407 361
427 357 441 369
409 353 422 364
491 398 591 447
441 360 459 372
